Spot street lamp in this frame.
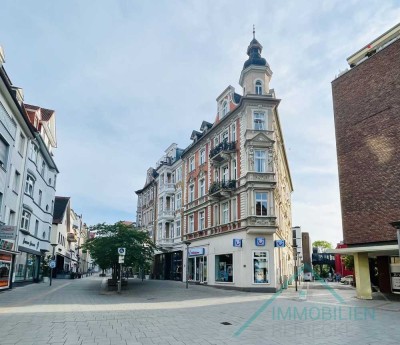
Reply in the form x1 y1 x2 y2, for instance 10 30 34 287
390 221 400 257
183 240 191 289
50 243 57 287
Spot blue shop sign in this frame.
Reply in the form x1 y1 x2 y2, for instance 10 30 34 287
275 240 286 248
255 237 266 246
233 239 242 247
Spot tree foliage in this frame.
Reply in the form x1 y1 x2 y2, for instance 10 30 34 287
343 255 354 270
82 222 156 273
312 240 333 251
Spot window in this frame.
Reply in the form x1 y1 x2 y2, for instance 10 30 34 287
13 170 21 192
20 210 31 231
214 169 219 182
48 227 51 241
253 251 269 284
255 80 262 95
214 136 219 147
189 184 194 202
222 202 229 224
54 174 57 188
41 161 46 176
199 210 205 230
255 192 268 216
222 131 229 142
176 192 182 209
232 198 237 221
38 190 42 207
9 210 16 225
25 175 35 196
199 179 205 197
189 156 195 172
18 134 25 154
214 205 219 226
176 220 181 237
231 124 236 142
189 215 194 233
176 167 182 182
222 166 229 182
254 112 265 130
222 101 228 116
232 159 237 179
51 200 54 213
215 254 233 282
42 231 46 240
200 149 206 165
34 220 39 237
0 136 9 169
30 145 39 162
254 150 266 173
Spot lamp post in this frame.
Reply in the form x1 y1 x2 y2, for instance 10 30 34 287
183 240 191 289
50 243 57 287
390 221 400 257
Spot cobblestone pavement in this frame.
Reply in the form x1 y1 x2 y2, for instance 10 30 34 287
0 276 399 345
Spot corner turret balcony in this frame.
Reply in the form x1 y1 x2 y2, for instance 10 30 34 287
209 180 236 199
158 209 175 220
67 232 77 242
209 140 236 163
159 183 175 195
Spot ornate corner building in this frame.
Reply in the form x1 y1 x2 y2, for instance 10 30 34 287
135 34 294 291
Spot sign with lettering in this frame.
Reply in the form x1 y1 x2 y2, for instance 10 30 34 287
233 239 242 247
188 247 205 256
0 239 14 251
274 240 286 248
255 237 266 246
0 226 17 240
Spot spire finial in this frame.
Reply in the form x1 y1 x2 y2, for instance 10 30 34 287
253 25 255 39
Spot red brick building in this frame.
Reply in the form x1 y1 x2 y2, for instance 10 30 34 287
331 23 400 298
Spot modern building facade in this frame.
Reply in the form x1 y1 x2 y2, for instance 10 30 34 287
331 23 400 298
135 34 294 291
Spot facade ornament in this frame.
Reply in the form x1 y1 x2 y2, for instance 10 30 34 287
248 146 254 170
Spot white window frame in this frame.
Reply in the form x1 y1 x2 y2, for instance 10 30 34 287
252 251 270 284
176 220 181 237
20 210 31 231
231 123 236 142
199 179 205 197
176 192 182 209
255 80 263 95
253 112 266 130
222 202 229 224
255 192 268 216
19 133 25 154
176 167 182 182
222 130 229 142
189 184 194 202
232 159 237 179
222 101 228 116
214 205 219 226
254 149 267 173
231 198 237 221
189 156 195 172
25 175 35 197
222 166 229 182
189 215 194 233
200 149 206 165
199 210 205 230
13 170 20 193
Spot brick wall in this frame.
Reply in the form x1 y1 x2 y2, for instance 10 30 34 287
332 38 400 245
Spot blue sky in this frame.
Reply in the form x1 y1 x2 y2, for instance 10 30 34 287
0 1 399 245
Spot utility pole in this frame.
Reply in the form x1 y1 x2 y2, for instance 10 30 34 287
183 240 191 289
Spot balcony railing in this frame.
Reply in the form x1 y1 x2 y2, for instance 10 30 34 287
209 140 236 161
159 183 175 194
158 210 174 219
209 180 236 198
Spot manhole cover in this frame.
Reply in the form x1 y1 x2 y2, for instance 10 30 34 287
220 322 232 325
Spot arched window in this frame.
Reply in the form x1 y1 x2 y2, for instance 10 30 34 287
255 80 262 95
222 101 228 116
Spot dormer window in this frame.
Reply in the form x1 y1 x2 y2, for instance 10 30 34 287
222 101 229 117
255 80 262 95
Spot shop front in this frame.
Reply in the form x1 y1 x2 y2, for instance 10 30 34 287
188 247 207 283
0 226 18 289
154 250 183 280
0 253 13 290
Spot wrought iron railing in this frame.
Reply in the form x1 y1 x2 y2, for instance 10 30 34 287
209 140 236 159
209 180 236 194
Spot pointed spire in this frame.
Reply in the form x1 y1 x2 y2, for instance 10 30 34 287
253 25 255 39
242 30 267 70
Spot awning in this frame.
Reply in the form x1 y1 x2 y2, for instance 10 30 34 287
328 244 399 256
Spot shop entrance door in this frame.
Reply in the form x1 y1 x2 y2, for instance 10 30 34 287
199 257 207 283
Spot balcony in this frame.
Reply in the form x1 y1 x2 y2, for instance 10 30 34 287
157 237 181 247
208 180 236 199
159 183 175 195
67 232 77 242
209 140 236 163
158 209 174 220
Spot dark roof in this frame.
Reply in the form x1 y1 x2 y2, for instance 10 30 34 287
234 93 242 104
190 130 203 141
200 121 213 131
243 37 268 70
53 196 70 224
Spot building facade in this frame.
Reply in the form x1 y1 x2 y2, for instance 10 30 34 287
331 23 400 298
135 34 294 291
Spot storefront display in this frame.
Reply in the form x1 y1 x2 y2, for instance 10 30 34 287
14 251 39 282
215 254 233 282
0 254 12 289
253 251 269 284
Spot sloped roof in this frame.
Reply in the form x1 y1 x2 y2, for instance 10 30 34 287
53 196 70 224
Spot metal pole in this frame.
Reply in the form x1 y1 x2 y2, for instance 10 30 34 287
186 244 189 289
118 263 122 293
50 246 55 287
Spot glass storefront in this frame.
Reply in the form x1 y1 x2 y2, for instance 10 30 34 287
253 251 269 284
188 256 207 283
215 254 233 282
14 252 39 282
0 254 12 289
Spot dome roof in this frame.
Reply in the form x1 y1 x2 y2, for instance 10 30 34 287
243 37 268 70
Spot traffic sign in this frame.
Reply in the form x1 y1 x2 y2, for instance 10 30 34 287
49 260 56 269
118 248 126 255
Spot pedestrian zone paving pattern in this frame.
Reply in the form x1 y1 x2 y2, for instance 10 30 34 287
0 277 399 345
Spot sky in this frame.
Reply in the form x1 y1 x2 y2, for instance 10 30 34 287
0 0 399 246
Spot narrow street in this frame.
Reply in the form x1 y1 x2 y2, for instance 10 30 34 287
0 276 399 345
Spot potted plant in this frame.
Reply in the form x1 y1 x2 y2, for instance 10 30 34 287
41 255 51 283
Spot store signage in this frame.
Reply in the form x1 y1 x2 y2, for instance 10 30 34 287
0 239 14 250
391 264 400 293
0 254 11 261
274 240 286 248
255 238 266 246
233 239 242 247
0 225 17 240
188 247 205 256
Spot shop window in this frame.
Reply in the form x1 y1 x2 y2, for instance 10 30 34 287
253 251 269 284
215 254 233 282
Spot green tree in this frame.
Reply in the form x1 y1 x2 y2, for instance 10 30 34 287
312 240 333 251
82 222 156 280
343 255 354 270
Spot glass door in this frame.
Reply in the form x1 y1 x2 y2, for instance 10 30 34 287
199 257 207 283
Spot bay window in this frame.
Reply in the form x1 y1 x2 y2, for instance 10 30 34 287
255 192 268 216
